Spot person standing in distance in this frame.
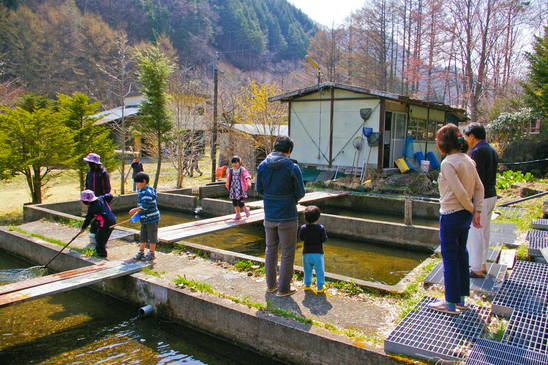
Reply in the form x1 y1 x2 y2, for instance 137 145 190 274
256 135 306 297
464 123 499 278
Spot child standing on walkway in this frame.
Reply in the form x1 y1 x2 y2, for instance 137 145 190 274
299 205 328 294
79 190 116 259
225 156 251 220
130 172 160 261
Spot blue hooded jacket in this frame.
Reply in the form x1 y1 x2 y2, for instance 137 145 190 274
256 152 306 222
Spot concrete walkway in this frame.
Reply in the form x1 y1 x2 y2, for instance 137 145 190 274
14 220 405 354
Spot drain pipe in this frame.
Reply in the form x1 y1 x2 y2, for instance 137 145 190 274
139 304 153 317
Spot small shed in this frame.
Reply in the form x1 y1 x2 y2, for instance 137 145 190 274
269 83 468 172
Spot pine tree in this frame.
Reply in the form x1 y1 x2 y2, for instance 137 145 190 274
523 26 548 128
135 47 174 189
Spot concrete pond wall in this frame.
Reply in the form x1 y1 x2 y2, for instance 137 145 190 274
0 228 403 365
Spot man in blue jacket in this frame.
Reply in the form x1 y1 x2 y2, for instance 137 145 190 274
256 135 306 297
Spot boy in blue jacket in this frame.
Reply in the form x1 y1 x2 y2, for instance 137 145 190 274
79 190 116 258
130 172 160 261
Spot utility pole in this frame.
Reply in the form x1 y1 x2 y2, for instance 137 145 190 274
211 52 219 182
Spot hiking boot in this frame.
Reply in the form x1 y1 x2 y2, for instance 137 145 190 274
144 251 156 261
244 207 250 218
134 251 145 261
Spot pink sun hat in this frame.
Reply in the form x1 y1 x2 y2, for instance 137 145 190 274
80 190 98 202
83 153 102 165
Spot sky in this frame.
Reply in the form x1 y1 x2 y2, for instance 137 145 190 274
287 0 365 27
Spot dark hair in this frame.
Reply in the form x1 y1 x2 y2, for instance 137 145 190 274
436 124 468 155
304 205 321 224
463 122 486 140
273 135 294 154
231 156 242 164
88 162 101 171
81 201 90 206
134 172 150 183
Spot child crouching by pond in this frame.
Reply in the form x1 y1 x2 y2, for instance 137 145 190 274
299 205 327 294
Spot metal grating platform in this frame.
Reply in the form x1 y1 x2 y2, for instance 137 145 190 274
509 260 548 284
384 296 490 362
466 338 548 365
498 206 526 218
527 230 548 257
424 262 507 295
503 310 548 355
491 223 518 247
491 279 548 317
488 242 503 263
532 218 548 231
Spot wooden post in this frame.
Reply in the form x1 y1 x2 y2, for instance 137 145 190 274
404 199 412 226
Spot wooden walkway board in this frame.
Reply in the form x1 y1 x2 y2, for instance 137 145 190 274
0 260 135 296
159 191 348 242
246 190 348 209
0 261 147 308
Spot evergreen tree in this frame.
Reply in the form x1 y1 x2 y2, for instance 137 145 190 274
58 93 116 192
523 25 548 129
135 47 174 189
0 96 74 203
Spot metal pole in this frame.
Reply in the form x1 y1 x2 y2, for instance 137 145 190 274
211 52 218 182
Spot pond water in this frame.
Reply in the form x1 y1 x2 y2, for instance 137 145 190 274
0 251 283 365
184 223 429 286
114 209 203 229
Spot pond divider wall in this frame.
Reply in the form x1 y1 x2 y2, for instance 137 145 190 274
0 227 402 365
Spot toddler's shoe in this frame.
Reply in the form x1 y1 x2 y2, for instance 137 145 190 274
144 251 156 261
134 251 145 261
244 207 250 218
304 286 313 291
233 213 241 220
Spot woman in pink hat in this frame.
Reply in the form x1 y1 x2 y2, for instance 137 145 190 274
83 153 111 245
79 190 116 258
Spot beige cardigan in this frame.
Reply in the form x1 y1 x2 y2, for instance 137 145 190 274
438 152 484 214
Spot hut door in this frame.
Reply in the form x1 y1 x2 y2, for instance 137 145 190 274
384 111 407 167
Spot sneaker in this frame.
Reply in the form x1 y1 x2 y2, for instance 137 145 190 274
304 286 313 291
276 288 297 297
134 251 145 261
233 213 241 220
144 251 156 261
244 207 250 218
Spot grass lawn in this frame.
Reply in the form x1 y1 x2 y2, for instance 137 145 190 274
0 151 217 225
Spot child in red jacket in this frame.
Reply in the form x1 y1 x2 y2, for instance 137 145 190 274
225 156 252 220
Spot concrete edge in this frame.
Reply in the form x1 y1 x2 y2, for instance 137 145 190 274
175 241 407 294
0 227 404 365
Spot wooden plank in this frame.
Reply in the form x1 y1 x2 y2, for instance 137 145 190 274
246 190 348 208
0 260 134 296
0 261 147 308
499 249 516 269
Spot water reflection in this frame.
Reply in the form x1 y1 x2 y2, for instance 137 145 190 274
0 251 283 365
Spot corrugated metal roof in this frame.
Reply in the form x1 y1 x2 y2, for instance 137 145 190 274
92 105 141 125
231 124 288 136
269 82 468 120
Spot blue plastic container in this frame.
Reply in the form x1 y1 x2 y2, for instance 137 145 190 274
426 152 440 169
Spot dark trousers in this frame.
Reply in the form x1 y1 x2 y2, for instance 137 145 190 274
439 210 473 304
95 222 114 257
